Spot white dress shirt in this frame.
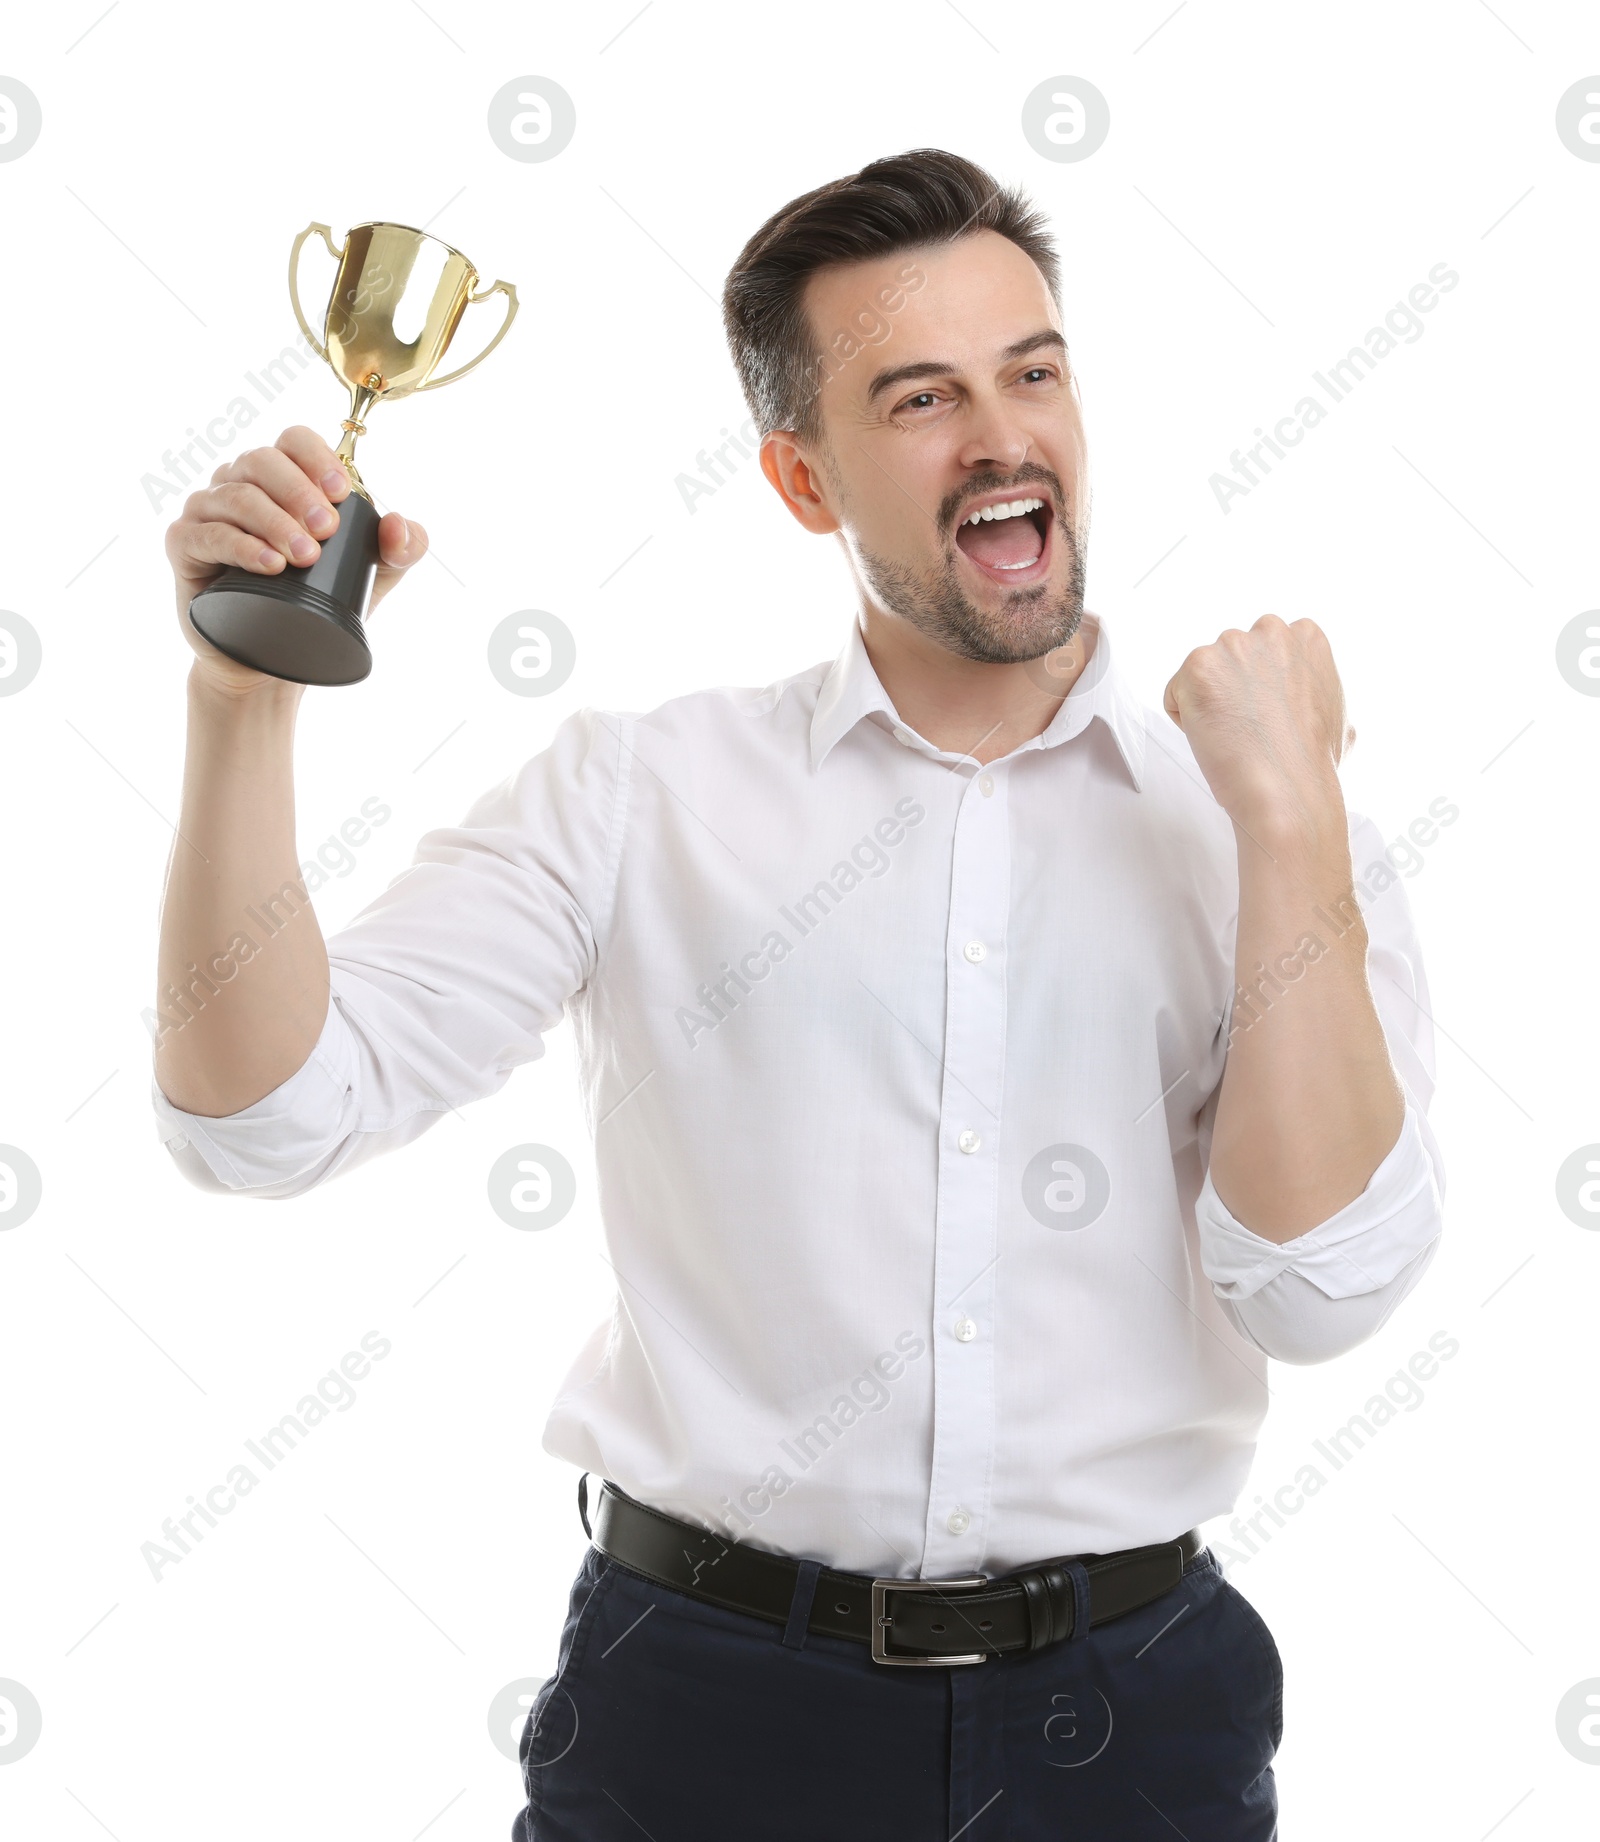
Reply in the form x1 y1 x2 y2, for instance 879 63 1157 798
150 611 1445 1578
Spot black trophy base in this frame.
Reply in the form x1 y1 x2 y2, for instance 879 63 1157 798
188 487 380 686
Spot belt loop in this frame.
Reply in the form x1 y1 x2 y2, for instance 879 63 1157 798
782 1558 823 1650
1018 1568 1054 1650
1062 1559 1092 1642
577 1472 592 1540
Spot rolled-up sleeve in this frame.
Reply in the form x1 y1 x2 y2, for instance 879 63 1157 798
1194 810 1447 1363
150 706 627 1199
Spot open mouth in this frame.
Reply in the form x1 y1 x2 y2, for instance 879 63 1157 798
952 494 1054 586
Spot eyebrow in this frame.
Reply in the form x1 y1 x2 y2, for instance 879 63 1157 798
863 329 1068 404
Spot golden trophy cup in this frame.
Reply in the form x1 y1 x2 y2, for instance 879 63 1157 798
188 221 519 685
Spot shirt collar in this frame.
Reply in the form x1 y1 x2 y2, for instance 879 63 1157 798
808 609 1147 790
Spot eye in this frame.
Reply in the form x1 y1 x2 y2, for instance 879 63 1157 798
1019 366 1056 384
897 390 941 413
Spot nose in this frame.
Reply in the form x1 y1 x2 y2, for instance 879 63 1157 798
956 393 1032 476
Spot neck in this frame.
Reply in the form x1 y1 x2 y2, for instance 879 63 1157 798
858 604 1096 766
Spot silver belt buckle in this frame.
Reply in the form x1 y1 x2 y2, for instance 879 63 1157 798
870 1574 991 1666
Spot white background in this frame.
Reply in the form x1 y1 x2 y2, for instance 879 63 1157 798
0 1 1596 1835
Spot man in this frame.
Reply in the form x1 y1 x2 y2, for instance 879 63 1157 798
152 150 1445 1838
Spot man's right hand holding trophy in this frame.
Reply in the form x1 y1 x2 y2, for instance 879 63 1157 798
168 423 429 698
154 218 515 1123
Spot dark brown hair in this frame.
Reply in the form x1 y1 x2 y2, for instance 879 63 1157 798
722 148 1061 446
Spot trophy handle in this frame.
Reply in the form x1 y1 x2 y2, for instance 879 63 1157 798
287 222 346 362
414 280 520 392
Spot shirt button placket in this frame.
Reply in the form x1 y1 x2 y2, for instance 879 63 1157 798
923 761 1009 1574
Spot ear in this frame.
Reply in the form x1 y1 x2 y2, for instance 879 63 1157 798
760 430 841 535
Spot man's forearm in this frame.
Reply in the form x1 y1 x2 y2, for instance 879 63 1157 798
1209 794 1406 1244
153 666 330 1118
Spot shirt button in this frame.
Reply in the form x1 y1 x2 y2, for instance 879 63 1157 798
958 1130 981 1155
954 1315 977 1342
978 774 995 797
963 940 986 963
947 1506 971 1535
893 725 915 746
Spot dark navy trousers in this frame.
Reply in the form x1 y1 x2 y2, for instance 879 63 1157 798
511 1539 1281 1840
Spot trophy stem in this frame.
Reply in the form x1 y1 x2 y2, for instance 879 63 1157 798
335 373 384 498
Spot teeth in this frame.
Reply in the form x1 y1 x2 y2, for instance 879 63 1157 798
964 496 1044 525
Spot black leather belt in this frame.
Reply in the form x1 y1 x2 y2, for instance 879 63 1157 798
584 1477 1205 1666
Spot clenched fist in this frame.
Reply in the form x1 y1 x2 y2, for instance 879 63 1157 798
165 424 428 696
1163 615 1354 839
